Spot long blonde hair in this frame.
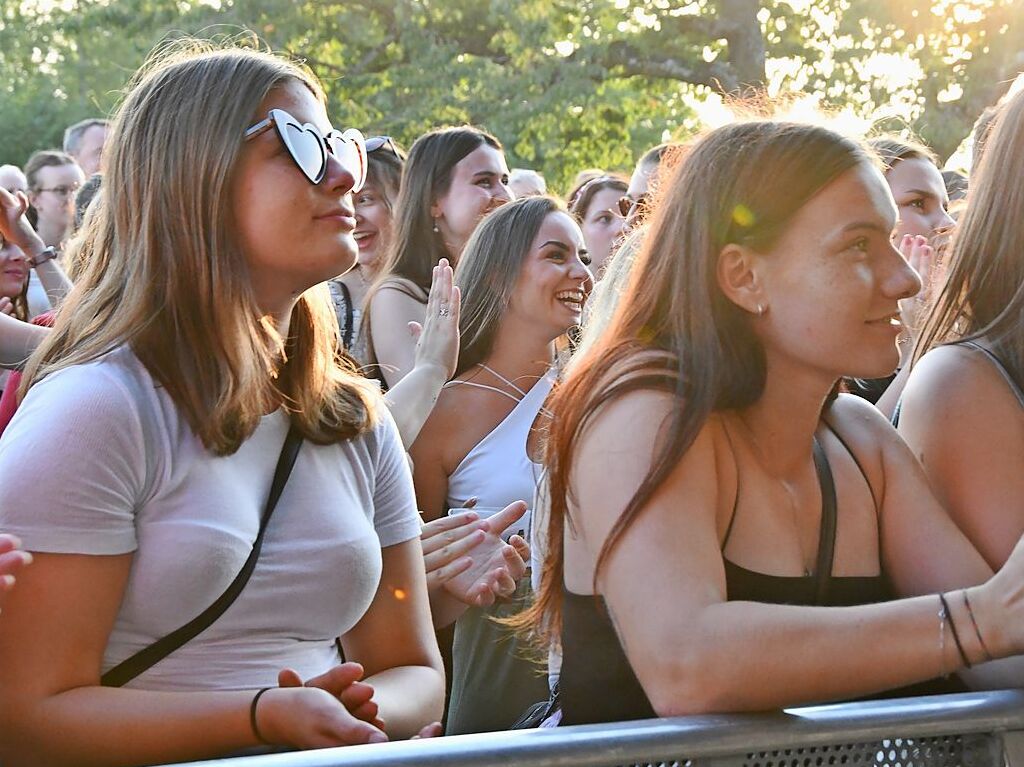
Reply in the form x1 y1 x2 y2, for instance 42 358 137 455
23 41 377 454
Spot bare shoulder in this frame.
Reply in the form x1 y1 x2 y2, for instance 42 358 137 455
902 343 1019 419
824 393 899 472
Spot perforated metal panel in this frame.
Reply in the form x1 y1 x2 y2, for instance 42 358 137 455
620 734 1002 767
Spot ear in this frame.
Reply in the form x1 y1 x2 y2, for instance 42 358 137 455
429 198 443 220
716 243 767 316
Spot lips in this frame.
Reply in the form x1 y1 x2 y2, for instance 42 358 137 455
866 312 902 331
314 206 357 229
354 230 377 249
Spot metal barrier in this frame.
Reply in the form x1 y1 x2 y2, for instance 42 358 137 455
169 690 1024 767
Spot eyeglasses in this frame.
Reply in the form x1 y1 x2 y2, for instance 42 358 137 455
36 185 80 198
244 108 366 190
365 136 403 159
618 193 651 220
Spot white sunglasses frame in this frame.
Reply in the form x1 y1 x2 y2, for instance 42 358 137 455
244 108 366 191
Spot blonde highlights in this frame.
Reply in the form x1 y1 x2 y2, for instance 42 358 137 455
23 40 377 454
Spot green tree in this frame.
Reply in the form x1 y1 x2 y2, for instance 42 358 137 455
2 0 1021 188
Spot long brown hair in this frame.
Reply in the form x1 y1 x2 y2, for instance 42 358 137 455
22 41 378 455
453 196 564 377
914 88 1024 384
372 126 502 301
517 121 874 648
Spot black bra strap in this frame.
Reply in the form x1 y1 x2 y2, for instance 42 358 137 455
821 421 879 512
811 435 837 605
960 340 1024 410
101 424 304 687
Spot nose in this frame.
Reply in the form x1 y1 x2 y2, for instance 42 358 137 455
934 207 955 233
883 240 923 301
324 153 357 195
491 180 512 204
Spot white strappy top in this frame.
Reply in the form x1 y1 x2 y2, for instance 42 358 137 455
444 366 553 512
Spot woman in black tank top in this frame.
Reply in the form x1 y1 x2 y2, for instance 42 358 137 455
513 121 1024 728
898 89 1024 576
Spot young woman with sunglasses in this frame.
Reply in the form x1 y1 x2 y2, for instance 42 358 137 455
898 89 1024 575
411 195 591 734
0 44 444 766
367 126 512 389
517 120 1024 727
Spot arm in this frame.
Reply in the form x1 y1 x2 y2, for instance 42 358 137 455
339 539 445 739
383 260 460 448
368 285 426 389
0 312 48 369
0 186 72 306
567 391 1024 717
897 345 1024 570
0 553 379 767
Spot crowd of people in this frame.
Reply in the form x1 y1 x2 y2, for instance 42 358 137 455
0 37 1022 767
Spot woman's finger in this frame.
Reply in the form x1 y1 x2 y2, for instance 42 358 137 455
421 516 483 556
423 528 486 568
421 510 479 539
426 555 474 589
482 501 527 537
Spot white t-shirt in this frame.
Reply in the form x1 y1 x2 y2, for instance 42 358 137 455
0 346 421 690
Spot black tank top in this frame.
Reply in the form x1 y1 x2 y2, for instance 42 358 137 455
559 422 961 726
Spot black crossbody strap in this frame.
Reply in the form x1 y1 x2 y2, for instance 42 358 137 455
101 424 304 687
811 435 838 606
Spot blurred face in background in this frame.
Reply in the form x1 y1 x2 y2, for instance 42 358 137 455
579 187 625 277
29 162 85 245
72 124 109 177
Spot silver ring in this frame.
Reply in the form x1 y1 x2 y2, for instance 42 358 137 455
438 304 451 318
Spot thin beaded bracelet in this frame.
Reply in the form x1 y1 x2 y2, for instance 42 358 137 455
250 687 273 745
938 592 971 668
937 594 948 677
962 589 994 663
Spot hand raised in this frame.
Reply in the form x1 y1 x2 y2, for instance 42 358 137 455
897 234 935 337
408 259 460 381
0 188 44 255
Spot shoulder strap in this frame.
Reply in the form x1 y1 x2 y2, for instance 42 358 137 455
960 340 1024 410
811 435 837 606
338 281 355 350
101 424 304 687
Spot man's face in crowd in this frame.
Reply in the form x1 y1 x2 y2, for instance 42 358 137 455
73 124 108 176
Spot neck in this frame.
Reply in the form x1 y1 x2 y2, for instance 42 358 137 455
734 353 836 478
36 219 67 249
479 321 555 382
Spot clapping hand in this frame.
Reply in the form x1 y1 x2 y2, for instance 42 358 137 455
440 501 530 607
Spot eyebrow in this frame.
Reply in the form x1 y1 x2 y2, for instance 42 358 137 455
838 220 893 236
903 188 938 198
472 170 501 179
541 240 589 255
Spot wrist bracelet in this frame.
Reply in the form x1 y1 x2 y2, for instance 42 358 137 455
250 687 272 744
939 592 971 668
962 589 993 662
28 246 57 268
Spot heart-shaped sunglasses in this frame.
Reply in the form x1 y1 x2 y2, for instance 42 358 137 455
244 108 367 190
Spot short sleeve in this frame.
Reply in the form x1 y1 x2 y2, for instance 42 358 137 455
0 362 147 554
368 407 421 548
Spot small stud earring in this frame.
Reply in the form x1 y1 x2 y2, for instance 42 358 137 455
432 219 440 234
756 303 766 316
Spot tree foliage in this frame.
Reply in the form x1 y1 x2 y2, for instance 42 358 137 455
2 0 1021 190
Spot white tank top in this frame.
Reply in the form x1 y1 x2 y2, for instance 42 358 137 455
444 367 553 512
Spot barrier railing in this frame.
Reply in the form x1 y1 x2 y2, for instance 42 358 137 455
167 689 1024 767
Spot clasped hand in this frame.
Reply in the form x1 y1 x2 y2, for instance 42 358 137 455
259 662 440 749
